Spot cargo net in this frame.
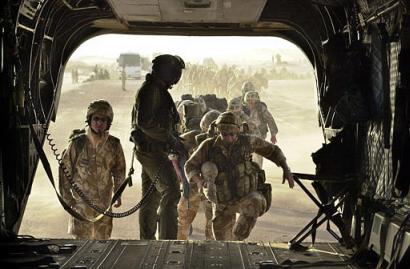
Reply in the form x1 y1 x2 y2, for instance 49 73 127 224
362 42 401 201
363 122 393 200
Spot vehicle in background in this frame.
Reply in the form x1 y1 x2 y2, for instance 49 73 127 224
117 53 142 80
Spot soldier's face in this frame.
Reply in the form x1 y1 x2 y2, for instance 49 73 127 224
220 132 238 143
90 113 108 135
248 99 257 107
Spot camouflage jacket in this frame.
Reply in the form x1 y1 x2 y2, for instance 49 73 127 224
131 73 180 150
185 134 287 182
59 128 126 218
249 102 278 137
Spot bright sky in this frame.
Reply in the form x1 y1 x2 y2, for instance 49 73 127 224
70 34 306 64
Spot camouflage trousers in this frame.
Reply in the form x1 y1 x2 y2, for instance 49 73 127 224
213 191 266 240
177 183 213 240
69 210 113 240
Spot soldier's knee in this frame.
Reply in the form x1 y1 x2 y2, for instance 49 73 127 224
240 192 266 217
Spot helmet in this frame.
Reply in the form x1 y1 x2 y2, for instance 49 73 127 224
86 99 114 125
228 98 242 112
200 110 221 132
244 91 260 104
152 54 185 85
215 111 240 133
177 100 195 116
241 81 256 95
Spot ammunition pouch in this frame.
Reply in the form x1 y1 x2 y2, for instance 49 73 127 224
258 183 272 214
255 166 271 213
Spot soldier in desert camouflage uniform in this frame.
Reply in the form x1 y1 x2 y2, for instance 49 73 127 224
230 81 257 110
185 112 294 240
227 98 251 127
177 110 221 240
59 100 126 240
244 91 279 168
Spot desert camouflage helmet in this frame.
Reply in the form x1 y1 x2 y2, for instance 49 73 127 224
200 110 221 132
86 99 114 123
241 81 256 95
215 111 240 133
244 91 260 103
228 98 242 111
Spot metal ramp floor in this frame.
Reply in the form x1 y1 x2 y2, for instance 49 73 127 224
0 239 361 268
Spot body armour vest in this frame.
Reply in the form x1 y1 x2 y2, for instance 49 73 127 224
207 135 259 204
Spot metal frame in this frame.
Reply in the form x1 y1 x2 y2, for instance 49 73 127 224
289 173 352 248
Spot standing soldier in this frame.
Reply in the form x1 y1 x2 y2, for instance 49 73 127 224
227 98 250 126
244 91 279 168
131 54 185 240
121 69 126 91
229 80 257 116
59 100 126 240
177 110 221 240
185 112 294 240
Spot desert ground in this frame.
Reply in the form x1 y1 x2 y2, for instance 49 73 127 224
19 74 337 243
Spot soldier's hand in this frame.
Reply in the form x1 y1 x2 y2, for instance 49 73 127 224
113 197 122 208
270 135 277 144
282 170 294 189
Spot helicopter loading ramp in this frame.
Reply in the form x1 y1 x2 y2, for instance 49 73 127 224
0 239 359 269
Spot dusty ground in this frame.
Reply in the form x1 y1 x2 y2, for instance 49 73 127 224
19 76 337 243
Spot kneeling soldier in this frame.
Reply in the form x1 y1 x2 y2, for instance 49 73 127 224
185 112 294 240
177 110 221 240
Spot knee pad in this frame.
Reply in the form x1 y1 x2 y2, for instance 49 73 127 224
240 192 266 217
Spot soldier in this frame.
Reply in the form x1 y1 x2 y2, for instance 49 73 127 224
244 91 279 168
131 54 185 240
227 98 251 127
231 81 256 112
121 68 126 91
59 100 126 240
185 112 294 240
177 110 221 240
